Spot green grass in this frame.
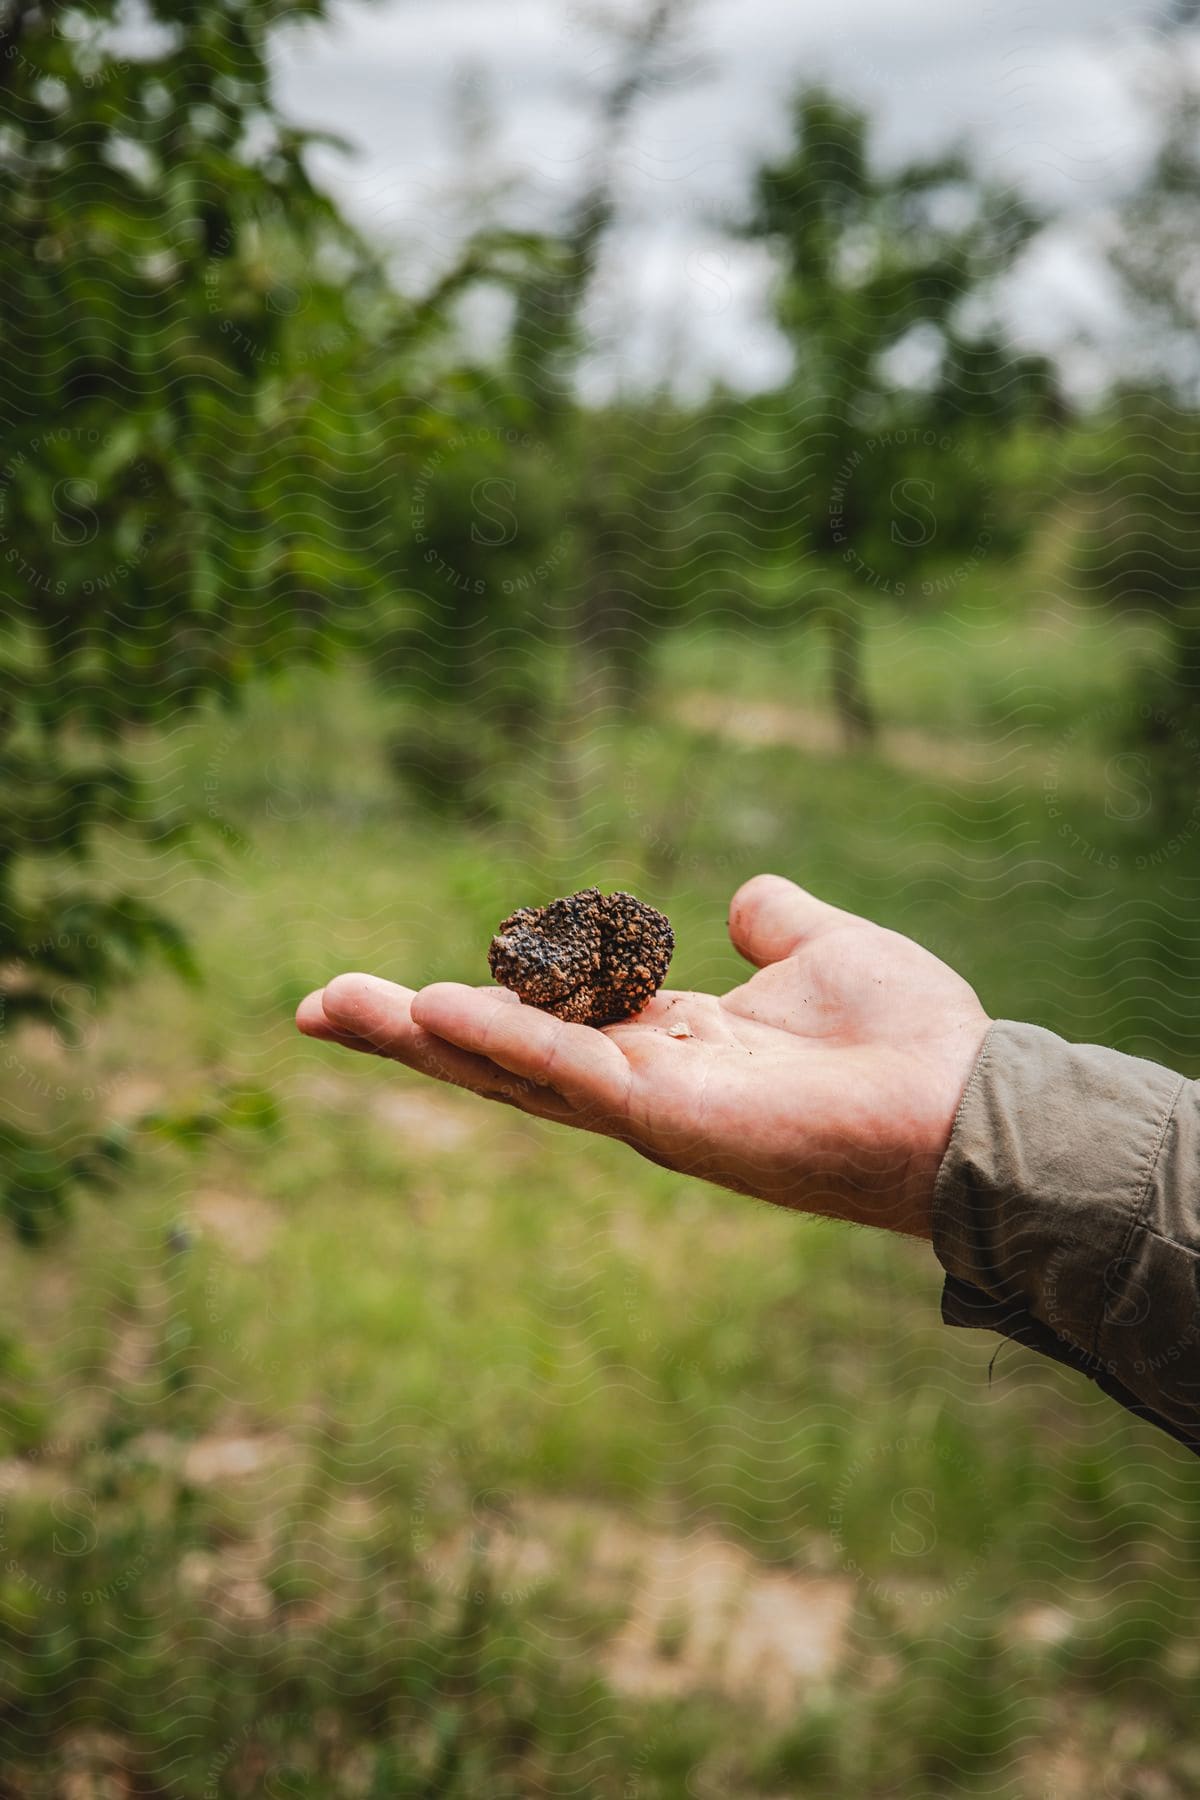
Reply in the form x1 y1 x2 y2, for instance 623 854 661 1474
667 578 1172 738
2 597 1200 1795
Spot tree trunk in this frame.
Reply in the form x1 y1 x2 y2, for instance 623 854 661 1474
826 602 876 747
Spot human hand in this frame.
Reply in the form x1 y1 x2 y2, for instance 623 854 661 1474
296 875 990 1240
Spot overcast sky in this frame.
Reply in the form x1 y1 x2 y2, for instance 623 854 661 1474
270 0 1195 395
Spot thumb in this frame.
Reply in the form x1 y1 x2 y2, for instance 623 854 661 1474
727 873 850 967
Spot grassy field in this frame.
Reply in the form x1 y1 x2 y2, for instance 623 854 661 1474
2 594 1200 1796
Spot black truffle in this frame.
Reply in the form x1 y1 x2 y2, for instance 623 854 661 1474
488 888 674 1026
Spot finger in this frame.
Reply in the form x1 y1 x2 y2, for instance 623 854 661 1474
410 983 630 1113
320 972 418 1046
297 988 339 1039
300 977 577 1126
727 873 852 968
318 971 543 1102
296 988 391 1057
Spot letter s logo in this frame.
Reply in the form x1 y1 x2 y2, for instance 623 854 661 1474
471 478 518 548
265 1768 306 1799
686 248 734 316
468 1487 511 1556
51 478 100 547
264 757 308 823
890 1486 938 1559
1104 752 1153 825
889 478 936 548
52 1486 98 1557
50 980 99 1051
1102 1255 1152 1327
267 278 310 319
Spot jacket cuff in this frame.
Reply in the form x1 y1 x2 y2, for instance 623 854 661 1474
932 1020 1184 1371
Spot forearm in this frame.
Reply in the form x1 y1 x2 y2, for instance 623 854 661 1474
932 1021 1200 1451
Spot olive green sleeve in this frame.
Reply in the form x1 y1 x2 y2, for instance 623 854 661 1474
931 1020 1200 1452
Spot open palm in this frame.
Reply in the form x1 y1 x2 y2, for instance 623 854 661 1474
296 875 990 1240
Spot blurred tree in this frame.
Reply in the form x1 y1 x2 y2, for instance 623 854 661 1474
1108 81 1200 405
0 0 515 1235
376 1 702 832
509 0 698 712
1081 52 1200 821
510 0 699 417
750 90 1052 739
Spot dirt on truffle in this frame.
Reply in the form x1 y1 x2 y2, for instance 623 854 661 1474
488 889 674 1026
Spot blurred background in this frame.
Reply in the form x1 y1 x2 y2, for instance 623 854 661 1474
2 0 1200 1792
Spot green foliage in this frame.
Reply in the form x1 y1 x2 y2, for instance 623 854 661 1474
1071 394 1200 607
1079 75 1200 799
0 0 365 1227
0 0 542 1234
3 9 1200 1789
751 88 1056 571
2 642 1200 1788
753 90 1047 406
0 17 1092 1233
1109 78 1200 403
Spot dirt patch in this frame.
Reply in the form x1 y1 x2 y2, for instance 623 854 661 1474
181 1432 293 1487
191 1189 281 1262
1012 1603 1076 1648
292 1070 358 1110
594 1523 851 1717
108 1314 159 1387
179 1538 275 1623
367 1088 480 1151
486 1499 855 1719
292 1068 481 1151
0 1456 68 1504
55 1729 137 1800
104 1076 168 1123
673 690 1014 785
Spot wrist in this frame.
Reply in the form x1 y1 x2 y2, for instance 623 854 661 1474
902 1014 994 1240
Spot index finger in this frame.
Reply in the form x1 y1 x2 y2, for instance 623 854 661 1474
410 983 631 1115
